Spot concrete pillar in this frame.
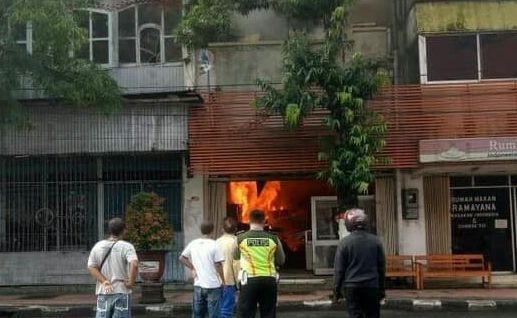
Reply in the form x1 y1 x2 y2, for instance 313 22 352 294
181 174 205 281
182 174 205 247
0 159 5 248
0 188 5 248
96 157 104 240
397 170 427 255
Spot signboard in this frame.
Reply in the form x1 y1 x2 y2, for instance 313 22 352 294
451 188 512 271
139 261 160 273
420 137 517 163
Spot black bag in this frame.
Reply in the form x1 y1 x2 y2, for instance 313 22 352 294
99 241 117 271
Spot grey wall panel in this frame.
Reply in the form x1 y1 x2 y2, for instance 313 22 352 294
0 103 188 155
110 64 185 95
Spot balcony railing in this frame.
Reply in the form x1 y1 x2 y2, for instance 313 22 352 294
110 63 185 95
15 63 185 100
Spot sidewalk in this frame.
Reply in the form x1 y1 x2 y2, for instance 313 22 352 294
2 287 517 316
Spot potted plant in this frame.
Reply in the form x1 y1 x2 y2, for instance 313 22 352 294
125 192 173 303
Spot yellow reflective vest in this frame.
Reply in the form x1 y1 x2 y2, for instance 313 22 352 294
235 230 285 278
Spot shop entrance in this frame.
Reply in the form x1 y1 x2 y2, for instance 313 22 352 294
310 195 376 275
227 180 335 271
226 180 377 274
450 175 516 271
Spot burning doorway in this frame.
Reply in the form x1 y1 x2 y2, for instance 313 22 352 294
227 180 335 269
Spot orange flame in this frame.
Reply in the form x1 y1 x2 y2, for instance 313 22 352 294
229 180 336 254
229 181 307 251
229 181 281 223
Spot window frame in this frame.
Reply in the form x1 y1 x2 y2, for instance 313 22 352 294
81 9 113 67
13 10 113 66
138 23 163 64
420 32 517 84
14 22 33 54
117 4 183 66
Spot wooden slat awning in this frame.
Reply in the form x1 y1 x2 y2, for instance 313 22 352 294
375 81 517 168
190 82 517 176
189 92 329 176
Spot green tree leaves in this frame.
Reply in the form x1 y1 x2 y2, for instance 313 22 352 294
253 6 387 209
285 103 301 129
1 0 121 128
125 192 174 251
175 0 234 48
175 0 388 209
176 0 359 48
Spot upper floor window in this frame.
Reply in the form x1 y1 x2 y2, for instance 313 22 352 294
480 33 517 79
75 10 112 65
118 4 182 64
14 23 32 54
420 33 517 83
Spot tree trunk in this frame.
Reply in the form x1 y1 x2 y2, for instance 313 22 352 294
337 188 358 210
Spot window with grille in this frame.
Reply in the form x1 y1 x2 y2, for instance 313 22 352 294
118 4 182 64
0 154 183 253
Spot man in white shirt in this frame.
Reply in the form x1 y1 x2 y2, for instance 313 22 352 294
180 221 225 318
88 218 139 318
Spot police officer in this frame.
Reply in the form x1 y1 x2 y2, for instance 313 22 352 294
234 209 285 318
334 208 386 318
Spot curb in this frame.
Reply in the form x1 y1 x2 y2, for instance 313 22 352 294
384 299 517 312
3 298 517 316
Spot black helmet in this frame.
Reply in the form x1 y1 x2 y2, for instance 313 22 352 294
344 208 367 232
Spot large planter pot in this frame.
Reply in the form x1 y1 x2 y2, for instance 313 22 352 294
137 250 167 283
137 250 167 304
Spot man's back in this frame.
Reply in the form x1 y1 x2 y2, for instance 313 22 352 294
182 238 224 288
236 230 285 278
216 234 239 286
335 231 385 288
333 209 385 318
88 239 137 295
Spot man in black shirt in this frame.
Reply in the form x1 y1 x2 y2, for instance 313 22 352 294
333 208 386 318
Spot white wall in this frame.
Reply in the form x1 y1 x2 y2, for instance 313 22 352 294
396 170 427 255
0 252 91 285
181 174 205 281
182 175 205 247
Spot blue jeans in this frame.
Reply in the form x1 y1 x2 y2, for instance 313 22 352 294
221 286 237 318
192 286 222 318
96 293 131 318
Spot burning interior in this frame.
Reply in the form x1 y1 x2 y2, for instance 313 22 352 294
227 180 335 269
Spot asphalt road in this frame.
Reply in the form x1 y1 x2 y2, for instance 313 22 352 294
277 311 515 318
7 310 516 318
128 311 517 318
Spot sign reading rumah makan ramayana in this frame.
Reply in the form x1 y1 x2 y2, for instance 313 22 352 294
420 137 517 163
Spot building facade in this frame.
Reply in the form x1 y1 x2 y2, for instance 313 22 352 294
390 0 517 272
188 0 517 275
0 0 194 284
5 0 517 286
187 0 397 274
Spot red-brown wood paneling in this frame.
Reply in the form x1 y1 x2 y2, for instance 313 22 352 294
375 82 517 168
189 92 329 176
190 82 517 176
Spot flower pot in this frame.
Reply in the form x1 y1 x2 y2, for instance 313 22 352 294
137 250 167 283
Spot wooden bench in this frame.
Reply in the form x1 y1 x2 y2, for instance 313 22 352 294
386 255 420 289
415 254 491 289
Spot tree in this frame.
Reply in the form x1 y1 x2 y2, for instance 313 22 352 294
0 0 122 128
177 0 387 209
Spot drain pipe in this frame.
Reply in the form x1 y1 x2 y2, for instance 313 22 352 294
395 169 403 254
